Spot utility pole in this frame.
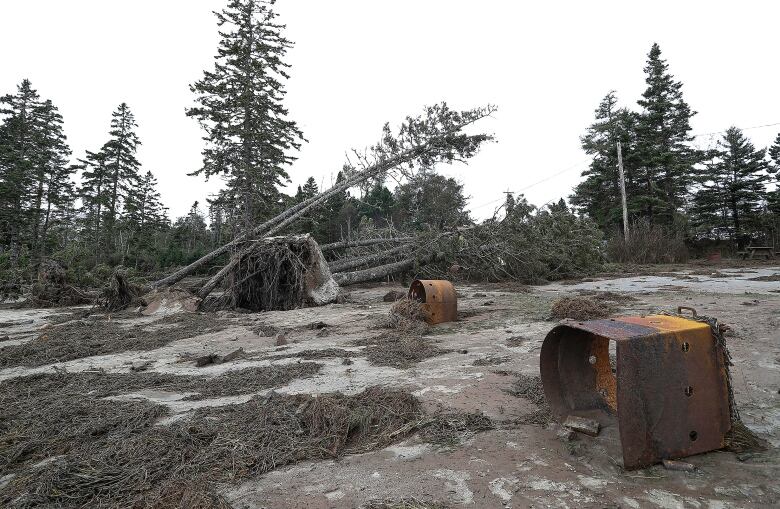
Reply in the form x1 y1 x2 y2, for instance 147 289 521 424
616 141 629 240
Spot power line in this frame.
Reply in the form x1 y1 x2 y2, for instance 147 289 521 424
691 121 780 138
470 157 591 211
470 120 780 213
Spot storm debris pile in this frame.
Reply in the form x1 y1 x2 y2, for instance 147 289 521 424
361 333 450 369
25 259 92 308
362 499 451 509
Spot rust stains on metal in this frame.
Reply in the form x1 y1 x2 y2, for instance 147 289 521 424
408 279 458 325
540 311 732 470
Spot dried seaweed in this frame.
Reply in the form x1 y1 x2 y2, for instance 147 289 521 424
504 373 553 426
550 296 613 321
362 499 451 509
0 313 232 368
0 373 423 508
386 298 429 334
472 355 510 366
419 412 494 446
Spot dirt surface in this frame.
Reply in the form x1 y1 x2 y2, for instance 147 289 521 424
1 265 778 508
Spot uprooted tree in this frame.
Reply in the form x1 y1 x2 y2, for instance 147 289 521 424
152 103 496 301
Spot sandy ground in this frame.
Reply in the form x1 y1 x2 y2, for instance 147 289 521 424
1 266 778 508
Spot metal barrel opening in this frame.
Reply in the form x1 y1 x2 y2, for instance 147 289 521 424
408 279 457 325
540 315 731 469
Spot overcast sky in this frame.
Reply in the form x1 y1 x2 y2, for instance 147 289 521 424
2 0 779 220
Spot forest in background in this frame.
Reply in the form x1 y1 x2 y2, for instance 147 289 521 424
1 0 780 298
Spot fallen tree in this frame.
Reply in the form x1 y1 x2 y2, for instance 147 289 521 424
328 243 412 273
332 258 421 286
225 235 338 311
320 236 413 253
153 103 496 300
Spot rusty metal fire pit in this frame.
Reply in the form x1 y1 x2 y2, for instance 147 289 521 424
408 279 457 325
540 308 732 469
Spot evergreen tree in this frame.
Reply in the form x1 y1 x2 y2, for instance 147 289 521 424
0 80 42 264
769 132 780 173
125 170 168 268
570 91 640 231
768 133 780 219
0 80 75 266
634 43 700 224
356 182 394 226
78 150 110 264
103 103 142 258
691 127 768 245
188 0 304 229
392 172 470 229
29 99 74 261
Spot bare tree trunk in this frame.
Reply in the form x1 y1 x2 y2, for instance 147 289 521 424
332 257 422 286
329 243 411 273
320 237 413 253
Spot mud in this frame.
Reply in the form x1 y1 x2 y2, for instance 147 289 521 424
0 268 778 508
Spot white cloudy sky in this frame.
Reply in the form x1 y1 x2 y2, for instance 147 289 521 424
2 0 779 220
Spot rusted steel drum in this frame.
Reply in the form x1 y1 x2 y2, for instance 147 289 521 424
408 279 457 325
540 312 731 470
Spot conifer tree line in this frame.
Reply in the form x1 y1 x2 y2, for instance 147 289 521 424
571 43 780 250
0 0 477 286
3 1 780 289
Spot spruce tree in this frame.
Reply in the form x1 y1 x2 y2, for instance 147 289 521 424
29 99 74 261
78 150 110 264
769 132 780 173
103 103 142 258
768 133 780 219
0 80 41 264
691 127 768 245
125 170 167 268
188 0 304 229
634 43 700 225
570 91 639 232
0 80 75 265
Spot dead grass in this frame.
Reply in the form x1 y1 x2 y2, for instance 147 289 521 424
0 373 423 508
0 313 232 368
505 335 528 347
550 296 613 321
